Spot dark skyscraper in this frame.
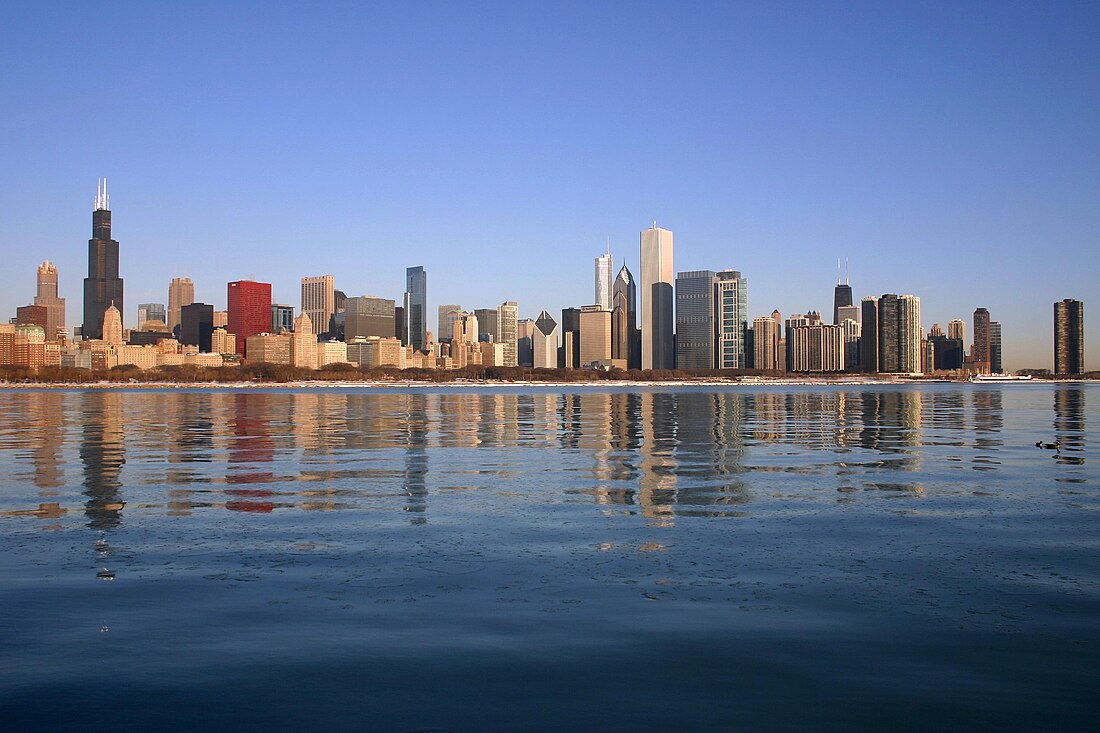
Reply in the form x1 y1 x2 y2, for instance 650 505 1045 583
560 307 581 368
181 302 214 353
82 179 124 340
404 266 427 350
972 307 991 372
1054 299 1084 374
675 270 716 369
832 259 852 325
860 297 879 372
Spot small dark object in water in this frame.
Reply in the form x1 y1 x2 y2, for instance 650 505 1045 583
1035 441 1061 451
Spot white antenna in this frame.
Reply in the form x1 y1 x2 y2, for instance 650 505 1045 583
837 257 842 285
845 258 850 285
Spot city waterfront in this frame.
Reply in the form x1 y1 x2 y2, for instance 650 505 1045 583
0 384 1096 731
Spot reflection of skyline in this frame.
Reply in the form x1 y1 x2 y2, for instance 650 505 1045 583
80 391 126 530
6 385 1086 522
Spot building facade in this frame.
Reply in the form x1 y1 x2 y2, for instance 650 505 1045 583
640 224 674 370
272 304 294 333
34 261 66 341
346 297 396 341
579 306 612 365
595 250 613 311
1054 299 1084 374
675 270 715 369
301 275 335 338
168 277 194 334
715 270 748 369
180 302 214 354
532 311 558 369
227 280 273 357
404 266 427 350
497 301 518 367
611 264 639 369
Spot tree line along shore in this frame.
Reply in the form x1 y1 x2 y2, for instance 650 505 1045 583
1 363 1095 385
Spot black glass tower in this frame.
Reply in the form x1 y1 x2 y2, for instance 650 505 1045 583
82 179 123 341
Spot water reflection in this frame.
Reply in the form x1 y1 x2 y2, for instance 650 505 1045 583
4 385 1096 524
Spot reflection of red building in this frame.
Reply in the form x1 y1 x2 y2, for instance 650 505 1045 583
227 280 272 357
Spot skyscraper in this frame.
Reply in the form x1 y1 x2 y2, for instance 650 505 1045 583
497 301 518 367
640 224 674 370
948 319 966 347
346 297 397 340
82 179 124 341
989 321 1003 374
611 264 638 369
34 261 66 341
102 303 124 348
833 259 852 325
180 302 214 353
168 277 194 334
877 294 922 374
272 304 294 332
595 248 613 311
560 307 581 368
972 308 991 373
579 305 612 365
753 313 781 372
301 275 335 338
532 311 559 369
675 270 716 369
474 308 499 342
1054 299 1084 374
291 311 318 369
227 280 272 357
861 297 879 372
438 305 463 341
715 270 748 369
404 266 427 350
137 303 166 328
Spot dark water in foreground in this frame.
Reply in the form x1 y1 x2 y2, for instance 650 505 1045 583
0 384 1096 731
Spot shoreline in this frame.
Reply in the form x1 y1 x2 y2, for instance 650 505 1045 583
0 377 1088 390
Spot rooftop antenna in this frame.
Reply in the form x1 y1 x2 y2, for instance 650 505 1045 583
606 236 611 257
837 257 842 286
845 258 850 285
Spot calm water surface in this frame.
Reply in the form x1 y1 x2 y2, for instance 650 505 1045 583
0 384 1097 731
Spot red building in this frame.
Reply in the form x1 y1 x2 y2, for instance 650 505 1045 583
227 280 272 358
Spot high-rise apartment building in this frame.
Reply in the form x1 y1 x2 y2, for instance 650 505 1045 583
34 261 66 341
675 270 715 369
168 277 194 334
346 297 397 341
989 321 1003 374
497 301 518 367
579 306 612 365
789 323 846 372
533 311 559 369
82 179 124 341
437 305 463 341
715 270 748 369
972 307 991 373
753 312 782 372
877 294 922 374
180 303 214 353
611 264 639 369
640 224 674 370
1054 299 1084 374
404 266 427 350
595 249 613 311
301 275 335 338
227 280 272 357
860 297 879 372
947 319 966 349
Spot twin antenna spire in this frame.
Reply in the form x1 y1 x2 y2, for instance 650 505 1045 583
94 178 110 211
837 257 850 286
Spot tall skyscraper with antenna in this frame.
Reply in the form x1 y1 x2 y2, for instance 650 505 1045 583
82 179 124 340
640 223 674 370
832 258 852 325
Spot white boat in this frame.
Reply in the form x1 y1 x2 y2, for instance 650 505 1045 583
969 373 1033 382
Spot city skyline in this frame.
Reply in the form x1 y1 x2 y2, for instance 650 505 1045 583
3 4 1098 370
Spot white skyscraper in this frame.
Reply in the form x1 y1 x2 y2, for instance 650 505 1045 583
640 224 674 370
595 247 613 312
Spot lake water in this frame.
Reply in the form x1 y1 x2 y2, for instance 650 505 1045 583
0 384 1096 731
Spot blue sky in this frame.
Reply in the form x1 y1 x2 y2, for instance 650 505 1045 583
3 1 1097 370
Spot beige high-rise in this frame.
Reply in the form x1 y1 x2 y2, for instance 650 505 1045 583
579 306 612 365
640 225 674 370
34 261 66 341
497 301 518 367
301 275 335 337
102 303 124 348
291 311 318 369
168 277 195 332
